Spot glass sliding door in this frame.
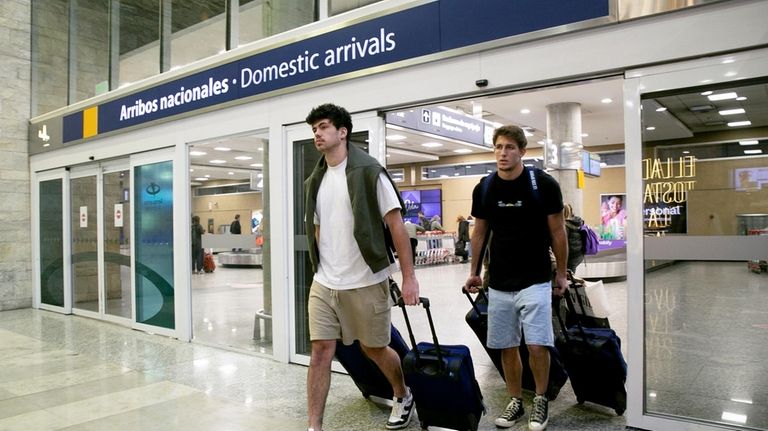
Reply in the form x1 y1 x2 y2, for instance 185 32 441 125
103 168 131 320
625 49 768 431
286 112 384 365
39 178 65 308
134 160 175 330
70 173 99 314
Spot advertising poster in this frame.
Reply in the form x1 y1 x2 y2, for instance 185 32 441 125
599 194 627 241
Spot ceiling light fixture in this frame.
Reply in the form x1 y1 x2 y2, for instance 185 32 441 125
724 71 737 77
736 96 747 101
228 172 234 175
719 108 745 115
195 177 208 181
601 98 612 104
700 91 713 96
646 126 656 131
655 107 667 112
209 159 227 164
250 163 263 167
234 156 253 160
214 147 231 151
453 149 472 154
728 121 752 127
721 58 735 64
190 151 207 156
708 92 738 101
386 134 407 141
520 108 531 114
421 142 443 148
744 149 763 155
581 133 589 137
739 140 759 146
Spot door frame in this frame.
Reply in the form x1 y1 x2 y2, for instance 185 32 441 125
284 111 386 367
624 47 768 431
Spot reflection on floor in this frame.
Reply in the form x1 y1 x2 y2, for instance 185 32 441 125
1 261 764 430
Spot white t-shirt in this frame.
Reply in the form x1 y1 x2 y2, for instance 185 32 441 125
313 158 401 290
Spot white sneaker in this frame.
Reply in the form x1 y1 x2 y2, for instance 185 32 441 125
386 387 415 430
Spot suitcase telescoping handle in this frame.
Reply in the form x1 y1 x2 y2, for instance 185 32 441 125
391 281 444 370
461 226 492 312
555 288 589 343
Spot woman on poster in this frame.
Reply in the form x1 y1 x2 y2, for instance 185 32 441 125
600 194 627 240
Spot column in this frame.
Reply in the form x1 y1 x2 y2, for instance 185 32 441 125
545 102 583 216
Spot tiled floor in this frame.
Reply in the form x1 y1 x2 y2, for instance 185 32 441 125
2 260 765 430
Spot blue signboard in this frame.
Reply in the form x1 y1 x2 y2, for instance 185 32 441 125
386 107 491 147
59 0 609 144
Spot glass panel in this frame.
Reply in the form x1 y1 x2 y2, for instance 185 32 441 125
72 0 110 102
329 0 380 16
40 179 64 307
119 0 160 87
103 170 132 319
31 0 69 116
642 78 768 429
238 0 315 46
189 131 271 354
171 0 225 70
134 161 174 329
71 176 99 312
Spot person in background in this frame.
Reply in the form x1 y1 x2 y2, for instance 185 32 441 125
403 220 425 265
429 215 445 232
417 210 431 231
464 125 567 431
563 204 585 272
304 103 420 431
456 215 470 263
230 214 242 234
191 215 205 274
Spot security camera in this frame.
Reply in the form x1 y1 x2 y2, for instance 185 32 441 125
89 156 95 161
475 79 488 88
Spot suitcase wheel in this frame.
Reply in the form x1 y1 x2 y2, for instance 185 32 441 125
615 407 625 416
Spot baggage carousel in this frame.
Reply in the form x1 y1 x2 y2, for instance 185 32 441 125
217 249 263 267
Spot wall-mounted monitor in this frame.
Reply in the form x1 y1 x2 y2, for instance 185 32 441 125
582 151 602 177
401 189 442 223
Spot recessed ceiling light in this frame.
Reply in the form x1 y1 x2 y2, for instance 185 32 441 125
728 120 752 127
422 142 443 148
453 149 472 154
719 108 746 115
520 108 531 114
699 79 713 84
234 156 253 160
228 171 234 175
708 92 738 101
736 96 747 101
601 98 612 104
189 169 194 172
722 58 735 64
744 149 763 155
250 163 263 167
453 173 460 176
731 398 753 405
646 126 656 131
739 140 759 146
721 411 747 424
190 151 207 156
700 91 713 96
194 177 208 181
655 107 667 112
258 148 264 151
581 133 589 137
386 134 407 141
209 159 227 164
682 150 690 154
204 174 210 178
214 147 231 151
724 72 737 77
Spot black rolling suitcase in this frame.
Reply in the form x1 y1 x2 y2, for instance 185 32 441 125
334 280 409 401
399 296 485 431
463 288 568 400
335 325 409 401
555 292 627 415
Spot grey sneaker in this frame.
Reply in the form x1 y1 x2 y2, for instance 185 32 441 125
494 397 524 428
528 394 549 431
386 387 415 430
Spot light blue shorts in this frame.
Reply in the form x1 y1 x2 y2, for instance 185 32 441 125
487 282 554 349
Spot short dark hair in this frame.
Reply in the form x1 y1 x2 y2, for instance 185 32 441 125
305 103 353 136
493 125 527 150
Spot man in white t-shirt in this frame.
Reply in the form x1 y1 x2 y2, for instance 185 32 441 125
304 104 420 431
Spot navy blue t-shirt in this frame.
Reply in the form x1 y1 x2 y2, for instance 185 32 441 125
471 168 563 291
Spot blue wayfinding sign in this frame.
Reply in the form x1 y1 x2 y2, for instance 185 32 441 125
62 0 609 143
